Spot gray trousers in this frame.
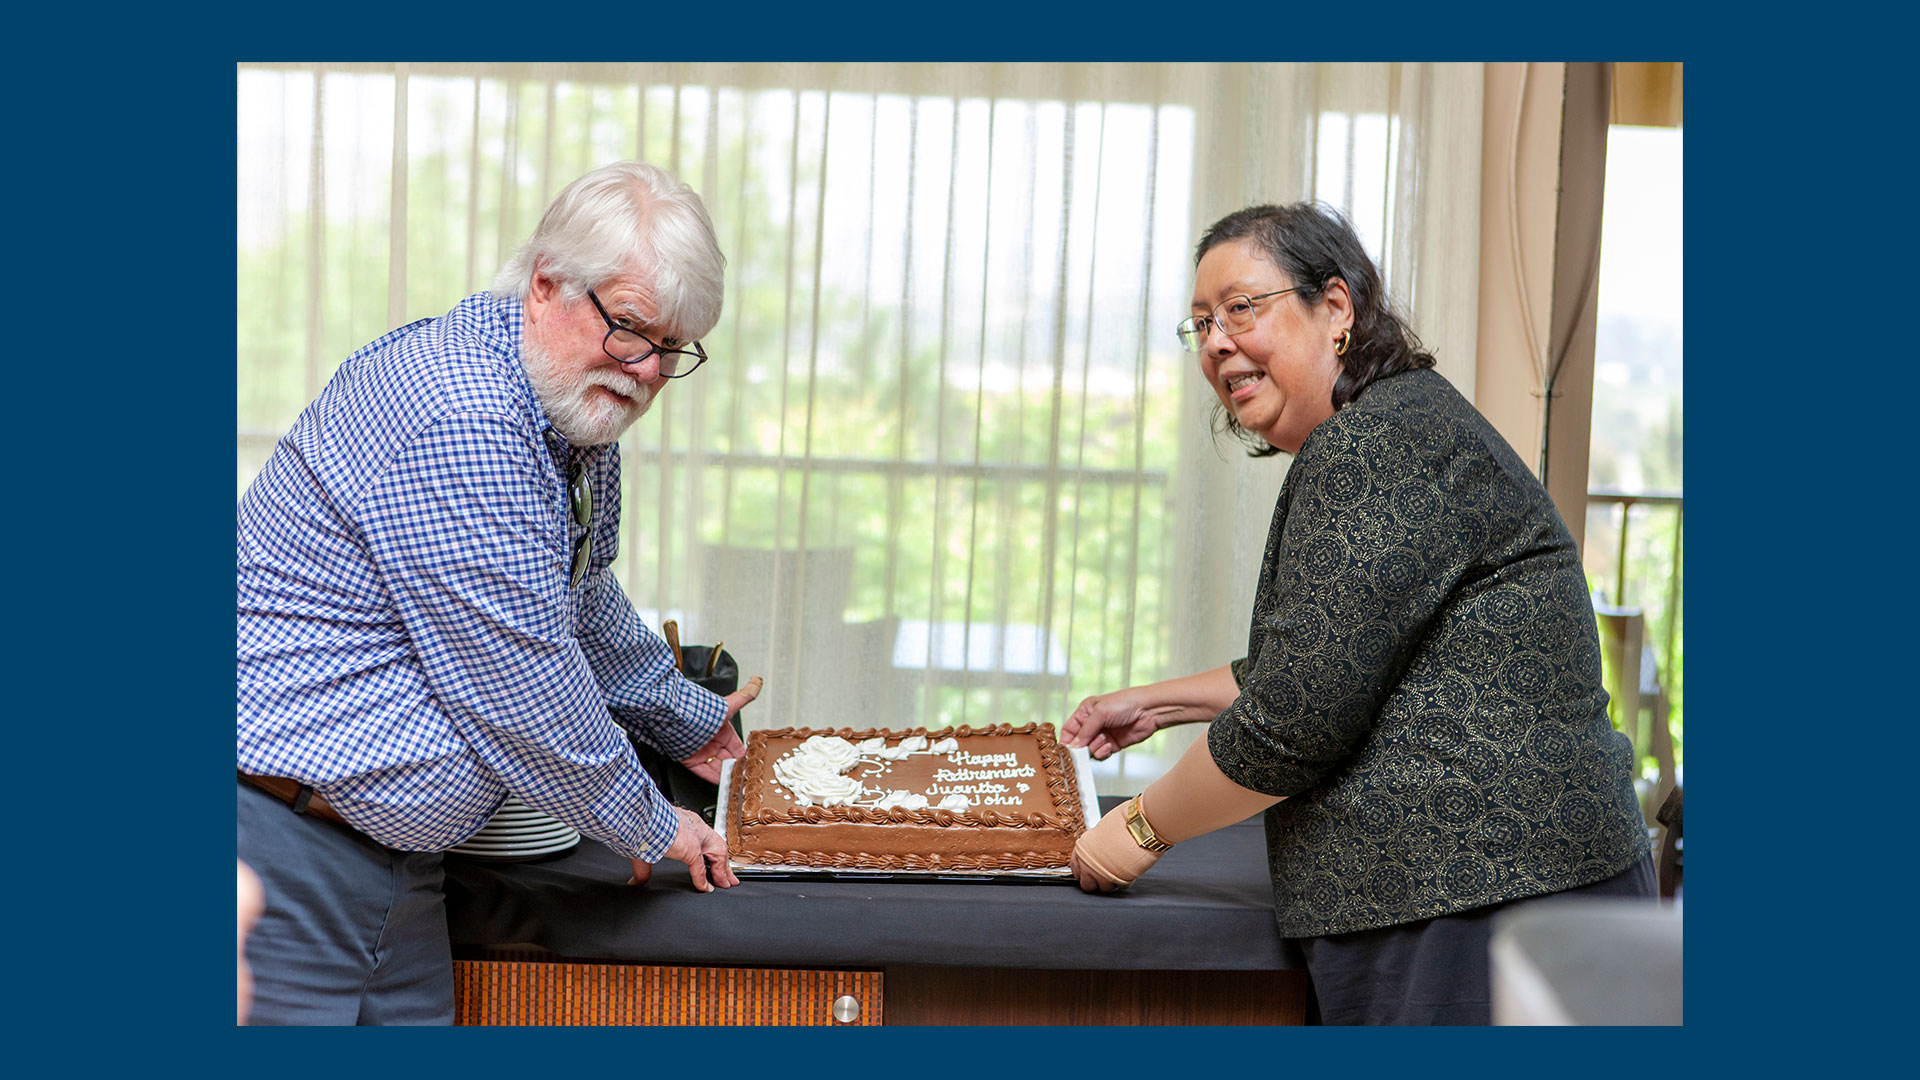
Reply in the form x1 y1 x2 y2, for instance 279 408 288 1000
1294 852 1658 1025
236 780 454 1025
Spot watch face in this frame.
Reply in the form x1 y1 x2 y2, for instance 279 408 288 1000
1125 800 1168 850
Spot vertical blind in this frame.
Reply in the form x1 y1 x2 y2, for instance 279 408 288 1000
237 61 1484 794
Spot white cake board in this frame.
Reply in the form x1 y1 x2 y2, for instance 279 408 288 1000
716 746 1101 881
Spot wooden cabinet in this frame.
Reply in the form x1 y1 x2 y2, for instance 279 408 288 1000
452 949 1307 1026
452 954 884 1025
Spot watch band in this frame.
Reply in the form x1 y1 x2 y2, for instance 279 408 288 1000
1123 795 1173 852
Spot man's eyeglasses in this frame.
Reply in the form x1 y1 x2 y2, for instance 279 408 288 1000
1175 287 1301 353
586 288 709 377
568 464 593 588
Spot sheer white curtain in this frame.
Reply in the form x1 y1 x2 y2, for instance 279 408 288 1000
237 61 1483 794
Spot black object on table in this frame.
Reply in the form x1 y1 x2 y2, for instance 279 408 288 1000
443 796 1292 972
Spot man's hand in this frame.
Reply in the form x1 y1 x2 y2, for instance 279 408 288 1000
678 675 762 783
679 724 745 783
237 859 264 1024
630 807 740 892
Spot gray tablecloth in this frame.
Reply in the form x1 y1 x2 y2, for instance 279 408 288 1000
443 796 1292 971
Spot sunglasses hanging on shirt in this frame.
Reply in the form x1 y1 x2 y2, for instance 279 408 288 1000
568 464 593 588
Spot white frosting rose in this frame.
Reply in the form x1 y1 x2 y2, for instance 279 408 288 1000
800 735 862 771
927 737 958 754
773 736 868 806
936 794 972 812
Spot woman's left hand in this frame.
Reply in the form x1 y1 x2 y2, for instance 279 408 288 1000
1070 801 1165 892
1063 687 1161 760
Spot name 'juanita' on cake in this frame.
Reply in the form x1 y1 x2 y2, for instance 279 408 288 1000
724 723 1088 873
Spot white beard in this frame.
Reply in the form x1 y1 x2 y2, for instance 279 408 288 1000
523 338 655 446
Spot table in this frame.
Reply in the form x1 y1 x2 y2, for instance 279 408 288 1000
442 797 1305 1025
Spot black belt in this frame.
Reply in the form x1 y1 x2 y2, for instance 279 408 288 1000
238 771 349 828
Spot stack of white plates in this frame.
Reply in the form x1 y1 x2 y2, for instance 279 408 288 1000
445 795 581 862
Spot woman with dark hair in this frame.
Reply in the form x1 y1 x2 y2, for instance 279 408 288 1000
1063 202 1653 1025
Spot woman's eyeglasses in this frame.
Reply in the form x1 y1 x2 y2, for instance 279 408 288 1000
1175 287 1300 353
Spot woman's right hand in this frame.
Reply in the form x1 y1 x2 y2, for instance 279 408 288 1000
1070 799 1164 892
1062 687 1160 760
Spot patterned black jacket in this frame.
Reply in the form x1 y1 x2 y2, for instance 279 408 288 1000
1208 368 1649 937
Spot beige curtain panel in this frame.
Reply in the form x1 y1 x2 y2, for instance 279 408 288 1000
236 61 1484 795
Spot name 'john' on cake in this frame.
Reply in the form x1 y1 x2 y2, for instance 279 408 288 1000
725 723 1087 873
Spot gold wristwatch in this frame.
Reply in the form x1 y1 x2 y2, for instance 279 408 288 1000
1123 795 1173 852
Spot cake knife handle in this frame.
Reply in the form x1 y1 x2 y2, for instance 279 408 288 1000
664 619 685 673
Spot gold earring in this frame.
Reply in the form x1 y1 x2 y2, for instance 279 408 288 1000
1334 329 1352 356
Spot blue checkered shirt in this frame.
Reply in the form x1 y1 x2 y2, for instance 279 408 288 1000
237 292 725 859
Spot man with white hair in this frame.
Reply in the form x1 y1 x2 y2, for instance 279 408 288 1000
237 162 756 1025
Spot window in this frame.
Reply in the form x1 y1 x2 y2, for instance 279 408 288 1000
1585 123 1684 784
237 62 1483 793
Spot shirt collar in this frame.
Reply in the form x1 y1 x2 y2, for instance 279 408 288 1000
477 292 554 437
